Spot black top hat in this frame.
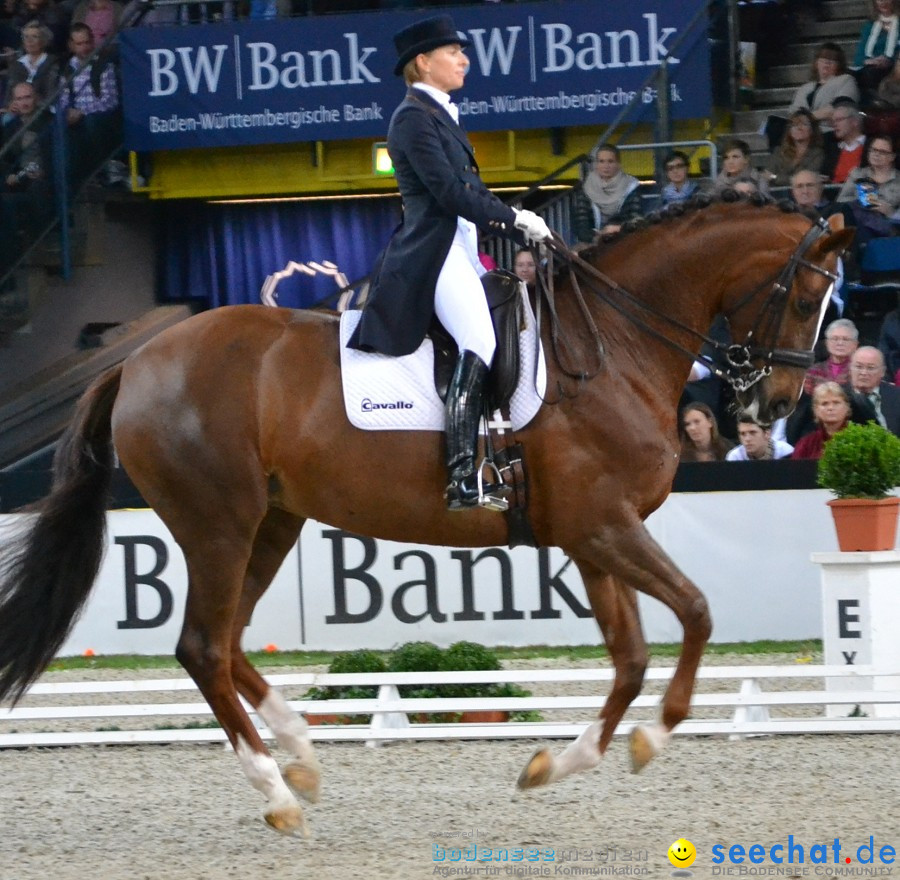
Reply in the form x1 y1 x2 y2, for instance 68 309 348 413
393 15 470 77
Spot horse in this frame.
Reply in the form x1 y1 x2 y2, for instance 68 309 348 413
0 198 851 834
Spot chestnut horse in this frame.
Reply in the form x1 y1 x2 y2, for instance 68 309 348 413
0 200 850 834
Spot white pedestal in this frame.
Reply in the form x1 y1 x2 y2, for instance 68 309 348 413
811 550 900 718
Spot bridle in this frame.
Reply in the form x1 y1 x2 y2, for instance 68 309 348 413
536 215 839 394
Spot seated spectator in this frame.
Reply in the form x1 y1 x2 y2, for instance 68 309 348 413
572 143 642 242
784 43 859 140
713 139 769 195
765 108 825 187
831 136 900 257
6 20 57 103
877 293 900 377
848 345 900 433
804 317 859 394
791 169 846 316
726 414 794 461
791 382 853 458
790 168 832 213
11 0 64 53
57 21 120 189
513 247 535 287
826 100 867 182
852 0 900 103
875 54 900 108
0 79 52 274
678 313 734 434
659 150 697 206
679 402 734 462
785 384 877 444
71 0 121 45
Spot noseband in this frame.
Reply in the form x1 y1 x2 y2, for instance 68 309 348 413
717 216 838 392
542 215 838 394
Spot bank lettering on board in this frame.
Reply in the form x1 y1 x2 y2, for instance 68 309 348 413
120 0 710 150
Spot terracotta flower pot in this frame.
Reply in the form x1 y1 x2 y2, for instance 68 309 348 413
827 497 900 551
459 710 509 723
305 713 370 725
305 713 341 726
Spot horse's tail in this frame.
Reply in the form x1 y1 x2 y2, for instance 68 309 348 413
0 363 123 703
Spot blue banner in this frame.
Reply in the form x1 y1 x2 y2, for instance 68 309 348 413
120 0 710 152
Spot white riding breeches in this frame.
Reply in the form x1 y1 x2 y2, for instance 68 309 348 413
434 221 495 366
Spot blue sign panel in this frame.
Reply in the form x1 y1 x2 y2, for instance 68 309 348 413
120 0 710 151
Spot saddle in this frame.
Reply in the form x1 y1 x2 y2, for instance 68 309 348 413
430 269 524 408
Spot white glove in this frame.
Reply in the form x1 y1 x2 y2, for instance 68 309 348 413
513 209 552 244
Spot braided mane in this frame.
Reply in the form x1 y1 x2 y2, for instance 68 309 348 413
576 187 817 262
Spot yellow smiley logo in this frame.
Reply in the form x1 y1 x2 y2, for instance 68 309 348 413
668 838 697 868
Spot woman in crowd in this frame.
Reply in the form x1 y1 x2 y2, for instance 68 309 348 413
765 108 825 187
834 135 900 252
5 19 56 103
804 317 859 394
714 139 769 195
513 247 536 287
853 0 900 98
714 138 769 195
658 150 697 206
678 402 735 463
790 382 853 459
572 143 642 242
787 42 860 132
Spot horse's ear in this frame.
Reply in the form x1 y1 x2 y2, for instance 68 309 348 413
817 214 855 256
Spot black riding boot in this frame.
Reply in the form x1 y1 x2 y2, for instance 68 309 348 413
444 349 507 510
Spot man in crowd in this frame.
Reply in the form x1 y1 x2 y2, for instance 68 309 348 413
791 169 830 213
57 22 120 189
848 346 900 435
0 81 53 276
726 415 794 461
826 101 866 184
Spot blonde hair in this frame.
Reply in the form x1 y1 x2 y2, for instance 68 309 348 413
812 381 851 419
403 56 424 86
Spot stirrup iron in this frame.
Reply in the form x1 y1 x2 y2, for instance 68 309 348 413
474 458 511 512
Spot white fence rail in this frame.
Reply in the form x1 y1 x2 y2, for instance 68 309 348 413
3 665 899 748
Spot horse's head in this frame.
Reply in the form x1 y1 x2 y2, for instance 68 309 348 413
723 211 854 424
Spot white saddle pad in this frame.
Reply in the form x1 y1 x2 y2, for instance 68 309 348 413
339 287 547 431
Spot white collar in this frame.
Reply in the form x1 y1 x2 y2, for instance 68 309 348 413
413 82 451 109
839 134 866 151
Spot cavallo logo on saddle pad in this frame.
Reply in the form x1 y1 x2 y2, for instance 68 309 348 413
338 289 546 431
360 398 414 412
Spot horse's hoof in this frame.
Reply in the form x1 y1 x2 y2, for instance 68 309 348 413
517 748 554 789
283 760 321 804
264 803 308 837
629 725 657 773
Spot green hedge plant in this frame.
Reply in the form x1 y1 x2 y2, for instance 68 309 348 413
302 649 387 723
303 642 540 723
818 422 900 500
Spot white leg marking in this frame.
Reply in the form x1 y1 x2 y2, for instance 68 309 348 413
235 735 299 814
551 720 602 782
257 689 317 765
642 722 671 753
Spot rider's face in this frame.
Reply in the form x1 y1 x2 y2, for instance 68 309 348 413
419 44 468 94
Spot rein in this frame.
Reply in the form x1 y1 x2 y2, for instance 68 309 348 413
535 215 839 394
